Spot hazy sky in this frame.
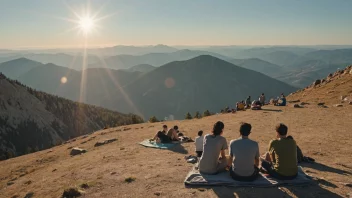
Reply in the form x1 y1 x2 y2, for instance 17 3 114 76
1 0 352 48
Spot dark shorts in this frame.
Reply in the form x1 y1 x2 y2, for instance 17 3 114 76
196 151 203 157
261 160 297 180
230 166 259 182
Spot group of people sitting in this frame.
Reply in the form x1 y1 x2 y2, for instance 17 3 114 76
194 121 300 181
236 93 266 111
273 93 287 106
151 125 181 143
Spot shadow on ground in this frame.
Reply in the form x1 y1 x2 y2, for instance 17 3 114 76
301 162 352 175
261 108 283 112
211 184 343 198
168 143 188 154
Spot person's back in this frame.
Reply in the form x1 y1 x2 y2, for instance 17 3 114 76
281 97 287 106
199 122 228 174
238 103 244 110
230 138 259 176
195 131 204 157
269 138 297 176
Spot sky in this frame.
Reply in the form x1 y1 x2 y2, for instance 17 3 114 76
1 0 352 48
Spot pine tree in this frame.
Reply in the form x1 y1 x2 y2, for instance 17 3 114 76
194 111 201 119
203 110 211 117
149 116 159 123
185 112 192 120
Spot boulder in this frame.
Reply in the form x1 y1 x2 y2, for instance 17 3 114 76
335 104 343 107
70 148 87 156
94 138 117 147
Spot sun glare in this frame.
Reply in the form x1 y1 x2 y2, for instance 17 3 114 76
79 16 94 35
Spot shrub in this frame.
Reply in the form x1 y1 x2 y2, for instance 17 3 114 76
194 111 201 119
203 110 211 117
185 112 192 120
149 116 159 123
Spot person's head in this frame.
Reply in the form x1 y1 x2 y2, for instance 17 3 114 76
287 135 293 139
275 123 288 137
173 125 178 130
262 93 264 95
212 121 224 136
198 130 203 136
239 122 251 136
162 125 167 131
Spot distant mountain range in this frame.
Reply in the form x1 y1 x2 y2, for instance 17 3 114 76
1 47 352 88
1 56 297 119
0 73 143 160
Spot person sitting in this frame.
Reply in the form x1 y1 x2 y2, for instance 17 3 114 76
275 95 287 106
237 102 245 111
167 125 180 141
251 100 262 110
260 123 298 180
245 96 251 108
195 130 204 157
287 136 315 163
259 93 266 106
227 122 260 181
198 121 228 174
151 131 172 143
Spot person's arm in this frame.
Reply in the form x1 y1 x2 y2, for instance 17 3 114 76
255 144 260 167
228 155 233 167
220 149 226 159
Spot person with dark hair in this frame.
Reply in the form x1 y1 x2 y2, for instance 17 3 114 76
245 96 251 108
227 122 260 181
259 93 266 106
275 94 286 106
260 123 298 180
195 130 204 157
167 125 180 141
198 121 228 174
151 131 172 143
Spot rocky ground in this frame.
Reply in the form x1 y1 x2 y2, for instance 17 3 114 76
1 103 352 198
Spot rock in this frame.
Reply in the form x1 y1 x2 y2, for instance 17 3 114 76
94 138 117 147
335 104 343 107
300 102 309 105
24 192 34 198
110 172 117 175
62 187 82 198
24 180 32 185
70 148 87 156
79 183 89 189
7 181 14 186
342 183 352 187
349 101 352 105
293 104 302 108
317 102 325 106
154 192 162 196
52 169 57 172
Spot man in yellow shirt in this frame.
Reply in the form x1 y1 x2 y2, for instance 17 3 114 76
260 123 298 180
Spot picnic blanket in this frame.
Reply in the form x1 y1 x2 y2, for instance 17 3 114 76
185 166 312 187
139 139 180 149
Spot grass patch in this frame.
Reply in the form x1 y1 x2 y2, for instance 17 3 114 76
124 176 136 183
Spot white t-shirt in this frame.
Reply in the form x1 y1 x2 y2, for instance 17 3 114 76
195 135 204 151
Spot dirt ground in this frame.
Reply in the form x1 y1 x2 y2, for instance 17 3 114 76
1 104 352 198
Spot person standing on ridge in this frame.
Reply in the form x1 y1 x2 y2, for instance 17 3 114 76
245 96 251 109
259 93 266 106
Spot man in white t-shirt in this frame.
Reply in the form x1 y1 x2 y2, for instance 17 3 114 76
195 130 204 157
227 122 260 181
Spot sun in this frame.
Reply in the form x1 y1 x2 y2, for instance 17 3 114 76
78 16 95 35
